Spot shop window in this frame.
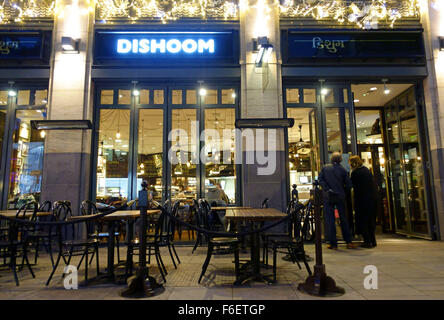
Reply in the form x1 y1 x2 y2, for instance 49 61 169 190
0 91 7 105
203 89 218 104
137 109 164 201
118 90 131 105
139 89 149 104
172 90 182 104
221 89 236 104
8 109 46 209
154 90 164 104
101 90 114 105
186 90 197 105
96 109 131 202
35 90 48 105
286 88 300 104
17 90 30 105
343 88 349 103
303 89 316 104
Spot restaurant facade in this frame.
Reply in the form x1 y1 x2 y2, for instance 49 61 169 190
0 0 443 241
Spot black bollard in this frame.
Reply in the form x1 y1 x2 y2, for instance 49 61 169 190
121 181 163 298
297 180 345 297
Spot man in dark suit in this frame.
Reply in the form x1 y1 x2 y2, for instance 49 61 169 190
319 152 356 250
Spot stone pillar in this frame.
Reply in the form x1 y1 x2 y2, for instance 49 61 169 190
41 0 94 215
420 0 444 240
239 0 287 210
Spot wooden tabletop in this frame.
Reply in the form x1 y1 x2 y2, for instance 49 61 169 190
225 208 287 222
68 209 161 221
0 210 52 218
211 206 252 211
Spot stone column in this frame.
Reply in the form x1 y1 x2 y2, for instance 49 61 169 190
41 0 94 215
420 0 444 240
239 0 287 210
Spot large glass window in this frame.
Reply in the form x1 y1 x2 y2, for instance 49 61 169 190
204 108 236 204
8 109 46 208
96 109 130 203
171 108 198 203
137 109 164 201
95 85 238 204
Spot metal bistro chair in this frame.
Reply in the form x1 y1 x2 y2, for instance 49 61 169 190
125 204 169 283
191 199 208 253
151 200 181 269
46 201 100 286
0 202 37 286
269 201 312 282
26 200 57 266
80 200 121 265
198 199 240 284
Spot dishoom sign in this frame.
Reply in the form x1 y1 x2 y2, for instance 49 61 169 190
94 30 239 65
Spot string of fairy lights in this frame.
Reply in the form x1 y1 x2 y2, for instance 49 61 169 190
0 0 420 29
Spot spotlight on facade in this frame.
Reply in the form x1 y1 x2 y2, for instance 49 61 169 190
321 88 329 95
132 89 140 96
253 36 274 67
199 88 207 96
8 90 16 97
439 37 444 51
61 36 80 53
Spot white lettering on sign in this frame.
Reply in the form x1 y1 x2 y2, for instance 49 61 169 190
117 38 215 54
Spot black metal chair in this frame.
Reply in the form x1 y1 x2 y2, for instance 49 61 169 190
26 200 57 266
80 200 121 264
191 199 207 253
125 204 170 283
46 201 100 286
0 202 37 286
148 200 181 269
198 199 240 284
269 201 312 282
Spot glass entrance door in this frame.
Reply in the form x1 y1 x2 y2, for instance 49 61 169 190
284 83 356 201
385 86 430 236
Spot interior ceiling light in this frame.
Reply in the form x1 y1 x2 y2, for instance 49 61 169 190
382 79 390 95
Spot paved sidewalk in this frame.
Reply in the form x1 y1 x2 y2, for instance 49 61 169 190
0 234 443 300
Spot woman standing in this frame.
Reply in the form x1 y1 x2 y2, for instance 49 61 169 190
349 155 378 248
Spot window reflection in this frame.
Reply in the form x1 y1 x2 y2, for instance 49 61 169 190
8 109 45 209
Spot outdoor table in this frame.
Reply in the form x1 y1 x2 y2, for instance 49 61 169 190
69 209 161 283
225 207 287 285
211 206 252 211
0 210 52 218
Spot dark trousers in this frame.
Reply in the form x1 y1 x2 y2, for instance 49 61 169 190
360 214 377 246
324 200 352 246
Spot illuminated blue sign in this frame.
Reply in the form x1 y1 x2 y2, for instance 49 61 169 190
94 31 239 65
116 38 215 54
